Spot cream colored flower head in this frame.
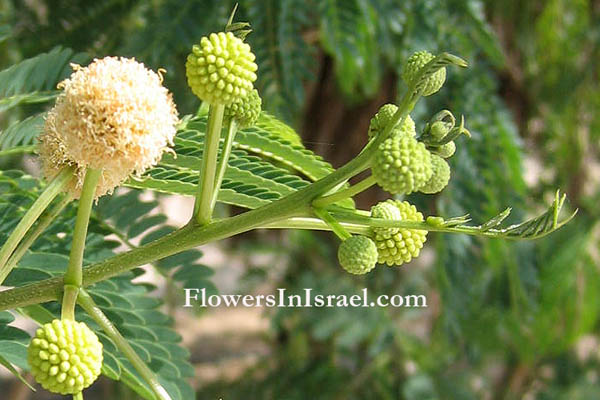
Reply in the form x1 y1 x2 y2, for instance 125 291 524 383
39 56 179 198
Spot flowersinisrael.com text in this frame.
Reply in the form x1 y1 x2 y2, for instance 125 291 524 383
183 288 427 308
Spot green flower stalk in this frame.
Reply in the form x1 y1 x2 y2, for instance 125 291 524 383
186 31 259 225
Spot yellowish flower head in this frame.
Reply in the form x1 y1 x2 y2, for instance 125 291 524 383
39 57 179 198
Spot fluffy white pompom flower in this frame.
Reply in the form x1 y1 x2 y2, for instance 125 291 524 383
39 57 179 198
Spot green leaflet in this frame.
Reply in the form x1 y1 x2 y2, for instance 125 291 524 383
126 166 275 210
0 311 32 388
0 114 45 150
255 112 304 146
0 47 86 113
94 189 217 298
247 0 317 123
0 171 196 400
318 0 381 98
182 116 336 181
2 110 354 210
129 114 354 210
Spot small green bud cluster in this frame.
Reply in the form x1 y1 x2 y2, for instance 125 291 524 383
434 142 456 158
372 134 433 194
371 200 428 266
368 104 416 140
186 32 262 127
420 155 451 194
370 200 401 236
225 88 262 128
423 111 469 160
27 319 103 395
338 235 378 275
401 50 446 96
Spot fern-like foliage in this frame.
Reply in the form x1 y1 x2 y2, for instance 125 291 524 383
245 0 317 123
9 0 139 55
318 0 380 99
0 47 85 113
94 189 217 297
127 114 354 209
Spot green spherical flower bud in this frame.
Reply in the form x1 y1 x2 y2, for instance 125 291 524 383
338 236 378 275
434 141 456 158
372 135 433 195
370 200 401 236
429 121 450 141
368 104 416 139
225 88 262 128
419 155 450 194
186 32 258 105
401 51 446 96
28 319 103 395
374 201 428 266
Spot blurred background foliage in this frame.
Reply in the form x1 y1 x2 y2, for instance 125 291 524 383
1 0 599 399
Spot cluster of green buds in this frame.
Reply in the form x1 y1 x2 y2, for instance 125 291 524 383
335 199 429 274
186 31 262 127
332 51 470 274
370 105 469 196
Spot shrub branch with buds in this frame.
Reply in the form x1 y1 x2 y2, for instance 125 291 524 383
0 14 577 400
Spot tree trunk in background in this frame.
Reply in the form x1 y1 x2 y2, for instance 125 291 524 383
300 53 398 209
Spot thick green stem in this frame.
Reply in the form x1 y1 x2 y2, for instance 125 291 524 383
0 167 73 282
0 86 421 311
61 168 100 321
0 190 312 310
61 284 79 320
194 104 225 225
312 175 377 208
64 168 101 288
262 217 369 234
0 194 72 283
73 392 83 400
77 290 172 400
210 118 237 212
312 208 351 240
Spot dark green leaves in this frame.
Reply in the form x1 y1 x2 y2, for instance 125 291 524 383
127 114 345 210
0 47 86 113
0 171 197 400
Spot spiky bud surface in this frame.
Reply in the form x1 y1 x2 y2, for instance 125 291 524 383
373 201 428 266
434 141 456 158
370 200 401 236
338 236 378 275
401 51 446 96
28 319 103 395
368 104 415 139
419 155 451 194
39 57 179 199
372 135 433 194
225 88 262 128
186 32 258 105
